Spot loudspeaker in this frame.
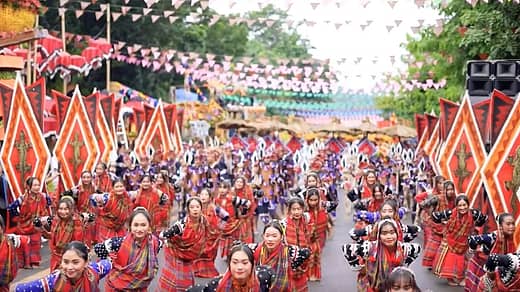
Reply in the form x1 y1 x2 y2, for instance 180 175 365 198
467 77 493 96
495 61 518 77
467 61 494 77
494 78 519 97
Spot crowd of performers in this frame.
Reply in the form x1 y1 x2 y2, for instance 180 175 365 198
0 136 341 292
1 134 520 291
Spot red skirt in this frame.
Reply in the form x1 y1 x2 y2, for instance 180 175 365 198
422 232 442 268
292 274 309 292
432 241 467 282
96 223 126 243
307 244 322 281
50 253 61 271
219 236 234 259
465 254 486 292
15 235 31 268
158 257 194 292
193 258 219 278
16 232 41 266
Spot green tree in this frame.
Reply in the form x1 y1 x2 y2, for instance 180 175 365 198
375 0 520 121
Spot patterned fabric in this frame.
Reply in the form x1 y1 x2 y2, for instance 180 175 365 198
94 173 112 193
8 192 51 235
14 260 112 292
284 215 312 291
105 234 160 291
95 192 132 242
307 202 328 280
216 269 260 292
0 235 18 288
422 232 442 268
49 215 84 270
158 257 194 291
194 205 221 278
466 255 486 292
432 241 466 281
254 242 291 291
76 184 96 213
133 187 164 231
482 253 520 291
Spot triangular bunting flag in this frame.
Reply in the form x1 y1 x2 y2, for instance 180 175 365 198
132 14 142 22
76 10 84 18
151 15 160 23
95 11 104 20
169 16 179 23
111 12 121 21
80 1 89 9
143 8 152 15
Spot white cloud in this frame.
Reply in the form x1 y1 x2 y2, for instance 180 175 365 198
209 0 440 91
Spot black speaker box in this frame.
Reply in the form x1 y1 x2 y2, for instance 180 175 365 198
494 78 519 97
495 61 518 77
467 61 495 77
467 77 493 96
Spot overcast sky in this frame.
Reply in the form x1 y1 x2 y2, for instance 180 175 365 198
209 0 441 92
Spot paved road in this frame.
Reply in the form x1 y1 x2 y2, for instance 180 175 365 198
12 192 464 291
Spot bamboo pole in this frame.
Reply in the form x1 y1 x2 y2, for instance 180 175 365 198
26 41 32 85
32 16 39 84
106 2 111 90
61 11 67 94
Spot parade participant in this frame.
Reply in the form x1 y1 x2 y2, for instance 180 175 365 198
282 196 312 292
479 253 520 291
154 173 174 231
465 213 516 291
250 220 311 291
187 243 275 292
233 176 256 241
353 183 386 213
158 197 219 291
0 216 21 292
305 188 331 282
90 179 132 242
361 170 378 199
350 199 421 243
342 219 422 291
94 163 112 193
34 196 91 271
137 154 157 177
431 194 488 286
418 180 454 269
14 241 112 292
193 188 229 278
93 208 162 291
7 177 52 268
384 267 422 292
132 175 169 233
216 181 253 258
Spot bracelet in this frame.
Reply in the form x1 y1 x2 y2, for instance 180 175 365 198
483 275 496 291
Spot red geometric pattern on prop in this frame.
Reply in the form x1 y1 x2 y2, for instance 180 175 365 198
481 96 520 228
437 93 486 204
423 121 440 174
135 102 174 159
415 123 429 156
0 76 50 200
96 100 116 163
53 89 100 190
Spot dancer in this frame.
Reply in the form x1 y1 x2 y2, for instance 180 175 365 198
94 208 162 291
465 213 516 291
90 179 132 243
283 196 312 292
14 241 112 291
431 194 488 286
250 220 311 291
7 177 52 268
342 219 422 291
158 197 219 291
305 188 331 281
132 175 169 233
383 267 422 292
187 243 274 292
479 253 520 291
94 163 112 193
0 216 21 292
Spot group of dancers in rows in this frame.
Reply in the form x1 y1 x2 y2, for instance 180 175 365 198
0 136 344 291
342 157 520 291
1 134 520 292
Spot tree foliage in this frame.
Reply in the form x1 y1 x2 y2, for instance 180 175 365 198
38 1 309 99
375 0 520 121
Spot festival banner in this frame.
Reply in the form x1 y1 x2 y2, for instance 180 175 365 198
423 121 440 174
0 76 51 200
0 83 13 131
96 98 116 164
53 88 100 189
414 113 427 140
489 89 515 146
51 90 71 133
472 98 491 145
113 97 122 139
25 78 46 132
481 95 520 227
99 94 115 136
437 93 486 203
438 98 459 142
83 92 99 135
134 102 174 158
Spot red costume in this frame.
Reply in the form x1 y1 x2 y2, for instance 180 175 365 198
49 215 84 271
285 215 312 292
95 192 132 243
0 235 18 292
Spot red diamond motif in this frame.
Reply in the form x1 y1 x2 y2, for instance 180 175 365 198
136 102 174 158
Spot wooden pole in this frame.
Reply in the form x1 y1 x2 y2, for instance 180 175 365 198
61 11 67 94
26 41 32 85
106 2 111 91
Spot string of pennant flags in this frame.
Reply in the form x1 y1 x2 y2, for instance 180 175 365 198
54 0 445 32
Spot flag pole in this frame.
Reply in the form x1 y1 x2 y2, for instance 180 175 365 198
61 10 67 94
106 2 111 91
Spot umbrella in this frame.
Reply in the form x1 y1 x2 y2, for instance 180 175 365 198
354 119 381 134
216 119 254 130
381 124 416 138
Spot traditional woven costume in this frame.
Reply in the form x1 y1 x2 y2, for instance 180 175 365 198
132 187 168 232
306 195 331 281
283 214 312 292
431 208 487 282
193 202 225 278
94 234 161 291
8 191 52 267
187 265 274 292
479 253 520 292
90 191 132 243
46 215 85 271
14 260 112 292
465 230 515 291
0 234 21 292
